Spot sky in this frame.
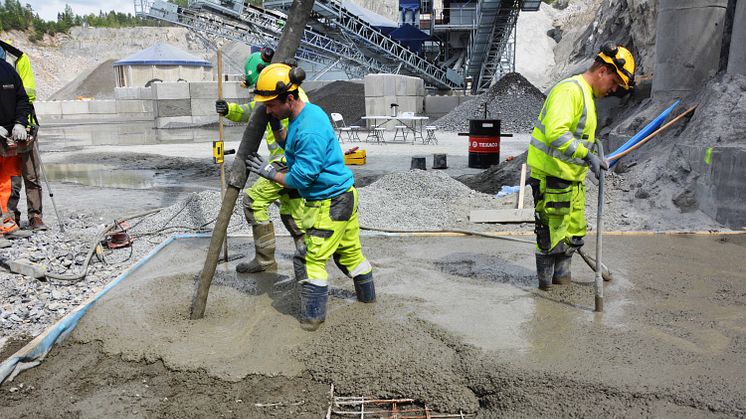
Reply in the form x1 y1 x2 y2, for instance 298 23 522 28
24 0 137 21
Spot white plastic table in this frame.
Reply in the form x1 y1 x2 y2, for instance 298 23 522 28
361 115 430 143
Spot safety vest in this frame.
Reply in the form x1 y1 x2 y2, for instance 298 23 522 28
225 87 309 163
14 54 35 104
527 74 597 181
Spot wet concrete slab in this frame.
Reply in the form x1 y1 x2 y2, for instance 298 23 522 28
3 234 745 416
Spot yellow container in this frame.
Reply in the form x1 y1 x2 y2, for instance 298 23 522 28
344 149 366 165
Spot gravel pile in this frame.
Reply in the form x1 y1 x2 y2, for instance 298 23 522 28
307 81 366 126
358 170 506 230
435 73 545 133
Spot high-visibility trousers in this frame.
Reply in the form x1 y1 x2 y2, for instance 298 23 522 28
243 172 305 237
294 186 372 286
528 173 586 255
0 155 22 215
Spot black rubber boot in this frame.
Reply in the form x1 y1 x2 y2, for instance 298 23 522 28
299 283 328 331
535 253 555 291
236 222 277 273
353 271 376 303
553 254 573 285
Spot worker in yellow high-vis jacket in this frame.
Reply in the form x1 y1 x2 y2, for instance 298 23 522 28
215 50 309 273
527 42 635 290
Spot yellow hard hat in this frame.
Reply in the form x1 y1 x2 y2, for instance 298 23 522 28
598 42 635 90
253 62 305 102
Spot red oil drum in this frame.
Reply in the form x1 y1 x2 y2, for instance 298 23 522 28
466 119 501 169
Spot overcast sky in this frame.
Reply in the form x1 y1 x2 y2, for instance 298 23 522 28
25 1 137 21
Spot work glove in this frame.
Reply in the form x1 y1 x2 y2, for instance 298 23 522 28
215 99 229 116
0 126 7 138
11 124 27 141
268 115 282 132
584 152 608 179
245 152 277 181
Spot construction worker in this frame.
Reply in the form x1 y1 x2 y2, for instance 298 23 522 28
216 47 308 273
243 47 274 88
0 57 31 240
1 40 46 231
246 62 375 331
527 42 635 290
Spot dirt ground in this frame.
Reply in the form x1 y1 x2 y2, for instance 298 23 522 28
1 233 745 417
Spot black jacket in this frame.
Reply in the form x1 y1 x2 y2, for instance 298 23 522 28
0 59 30 132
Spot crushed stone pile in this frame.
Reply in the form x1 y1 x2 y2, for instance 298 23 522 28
435 72 545 133
307 81 366 127
358 170 509 231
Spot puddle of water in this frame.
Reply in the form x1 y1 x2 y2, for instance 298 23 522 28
38 121 246 148
45 163 171 189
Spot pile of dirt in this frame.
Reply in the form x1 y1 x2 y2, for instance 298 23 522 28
435 73 545 133
48 59 117 100
306 81 366 126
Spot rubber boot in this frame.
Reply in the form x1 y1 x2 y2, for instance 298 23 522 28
535 253 555 291
299 283 328 331
353 271 376 303
236 222 277 273
552 254 573 285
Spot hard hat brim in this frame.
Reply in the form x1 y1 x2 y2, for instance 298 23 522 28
254 93 279 103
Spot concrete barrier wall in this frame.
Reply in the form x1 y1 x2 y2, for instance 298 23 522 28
36 81 251 126
364 74 425 129
424 95 474 119
675 144 746 228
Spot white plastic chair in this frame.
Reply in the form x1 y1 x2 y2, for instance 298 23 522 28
330 113 360 142
424 126 438 144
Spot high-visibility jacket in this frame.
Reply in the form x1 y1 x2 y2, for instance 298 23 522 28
224 88 309 163
14 54 35 104
527 74 597 182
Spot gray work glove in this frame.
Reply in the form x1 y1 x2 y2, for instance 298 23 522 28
11 124 26 141
245 152 277 181
584 152 608 179
215 99 229 116
0 126 7 139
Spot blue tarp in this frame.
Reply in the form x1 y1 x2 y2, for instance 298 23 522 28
389 24 431 52
114 43 212 67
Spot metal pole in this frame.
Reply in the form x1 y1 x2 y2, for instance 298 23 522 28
190 0 316 320
31 140 64 233
594 142 606 312
217 48 229 263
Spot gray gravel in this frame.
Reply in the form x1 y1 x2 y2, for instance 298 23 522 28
435 72 546 133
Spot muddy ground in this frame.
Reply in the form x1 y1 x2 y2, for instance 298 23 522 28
1 234 745 418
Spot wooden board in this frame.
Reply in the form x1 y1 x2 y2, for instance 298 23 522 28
469 208 535 223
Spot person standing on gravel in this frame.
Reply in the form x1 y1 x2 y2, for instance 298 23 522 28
216 48 309 274
245 62 375 331
1 41 47 231
527 42 635 290
0 57 32 240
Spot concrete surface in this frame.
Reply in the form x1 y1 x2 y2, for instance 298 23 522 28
1 234 745 417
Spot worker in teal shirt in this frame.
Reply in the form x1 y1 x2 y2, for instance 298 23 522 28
246 62 374 331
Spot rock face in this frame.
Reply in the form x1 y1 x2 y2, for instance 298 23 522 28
548 0 657 83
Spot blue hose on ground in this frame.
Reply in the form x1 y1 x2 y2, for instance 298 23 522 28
607 100 680 167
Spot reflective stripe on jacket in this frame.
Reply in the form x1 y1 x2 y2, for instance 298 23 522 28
225 87 309 163
527 74 597 181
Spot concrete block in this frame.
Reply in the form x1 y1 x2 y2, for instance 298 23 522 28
364 74 385 97
60 100 90 115
33 101 62 116
155 116 194 129
115 87 139 100
192 115 218 126
425 95 461 116
8 259 46 279
396 96 420 114
220 81 247 99
116 100 151 114
88 100 117 114
191 98 217 116
138 87 153 99
397 76 420 96
154 99 191 117
189 81 219 99
153 82 190 100
383 76 398 96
